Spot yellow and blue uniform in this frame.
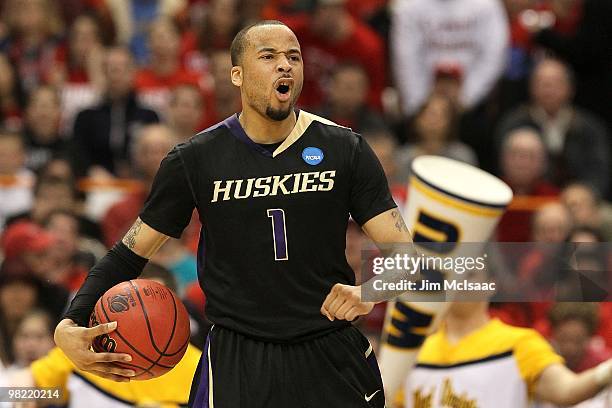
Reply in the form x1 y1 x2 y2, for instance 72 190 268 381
31 344 201 407
404 318 563 408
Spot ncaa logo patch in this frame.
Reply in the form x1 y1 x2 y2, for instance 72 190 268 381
302 147 324 166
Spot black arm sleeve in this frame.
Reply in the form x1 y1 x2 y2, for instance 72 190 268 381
349 135 397 226
63 242 148 327
139 145 197 238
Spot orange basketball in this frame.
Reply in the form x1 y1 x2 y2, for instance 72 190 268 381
89 279 190 380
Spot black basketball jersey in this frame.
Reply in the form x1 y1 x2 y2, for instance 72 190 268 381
140 110 396 342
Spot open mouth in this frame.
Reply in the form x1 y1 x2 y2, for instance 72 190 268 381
274 78 293 101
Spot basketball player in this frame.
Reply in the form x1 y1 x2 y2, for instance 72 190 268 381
54 21 415 407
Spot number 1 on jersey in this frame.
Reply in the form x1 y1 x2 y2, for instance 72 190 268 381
267 209 288 261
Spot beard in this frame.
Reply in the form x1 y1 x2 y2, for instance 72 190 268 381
265 105 293 121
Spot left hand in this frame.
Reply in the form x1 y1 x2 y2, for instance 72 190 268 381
321 284 374 321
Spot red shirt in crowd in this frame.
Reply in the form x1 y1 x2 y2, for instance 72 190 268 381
281 15 386 110
496 181 559 242
135 67 203 113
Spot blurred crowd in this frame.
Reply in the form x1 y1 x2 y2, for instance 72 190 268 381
0 0 610 404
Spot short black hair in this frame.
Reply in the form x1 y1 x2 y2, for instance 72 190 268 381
230 20 288 66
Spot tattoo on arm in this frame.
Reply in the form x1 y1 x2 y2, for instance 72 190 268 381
123 219 143 249
391 209 409 233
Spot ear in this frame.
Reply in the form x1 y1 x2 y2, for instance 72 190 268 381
231 66 242 87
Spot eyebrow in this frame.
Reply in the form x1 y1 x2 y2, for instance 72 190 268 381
257 47 301 54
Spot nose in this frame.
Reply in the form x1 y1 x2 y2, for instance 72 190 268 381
277 54 292 73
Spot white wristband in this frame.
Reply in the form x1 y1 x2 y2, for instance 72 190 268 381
594 360 612 387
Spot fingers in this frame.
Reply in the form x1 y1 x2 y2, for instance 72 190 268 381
85 321 118 337
321 284 364 321
321 286 339 321
87 362 136 378
333 300 355 321
344 305 365 322
91 351 133 364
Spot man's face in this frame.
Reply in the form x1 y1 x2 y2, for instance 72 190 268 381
552 319 589 369
501 130 546 188
105 49 135 97
135 127 176 179
26 88 60 137
531 61 572 115
329 67 368 114
561 185 598 226
170 86 203 132
232 25 304 121
0 137 25 175
149 20 180 60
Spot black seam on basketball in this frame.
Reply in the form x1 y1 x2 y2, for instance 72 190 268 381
129 280 185 375
128 279 171 376
147 284 178 372
129 280 167 355
99 287 175 369
161 288 186 355
160 284 178 355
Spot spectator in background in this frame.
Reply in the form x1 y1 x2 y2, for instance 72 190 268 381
167 84 205 141
41 210 89 294
532 201 573 244
0 0 64 98
549 303 612 373
0 268 44 366
532 0 612 135
316 63 386 133
1 221 56 278
0 131 34 230
282 0 386 110
101 124 177 247
391 0 508 116
101 0 187 65
0 53 22 130
72 46 159 178
183 0 242 74
22 86 74 172
5 309 55 373
496 58 610 196
204 49 241 126
499 127 558 196
496 127 559 242
396 94 477 183
51 14 105 134
561 183 612 242
362 128 407 210
135 17 202 116
6 176 101 242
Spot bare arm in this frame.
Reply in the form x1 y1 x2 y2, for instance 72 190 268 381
535 361 612 406
321 208 416 320
362 208 412 244
121 217 170 258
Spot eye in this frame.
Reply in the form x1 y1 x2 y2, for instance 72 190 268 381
261 54 273 60
289 55 301 62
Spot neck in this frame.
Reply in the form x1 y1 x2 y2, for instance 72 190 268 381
238 107 297 144
445 307 490 343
